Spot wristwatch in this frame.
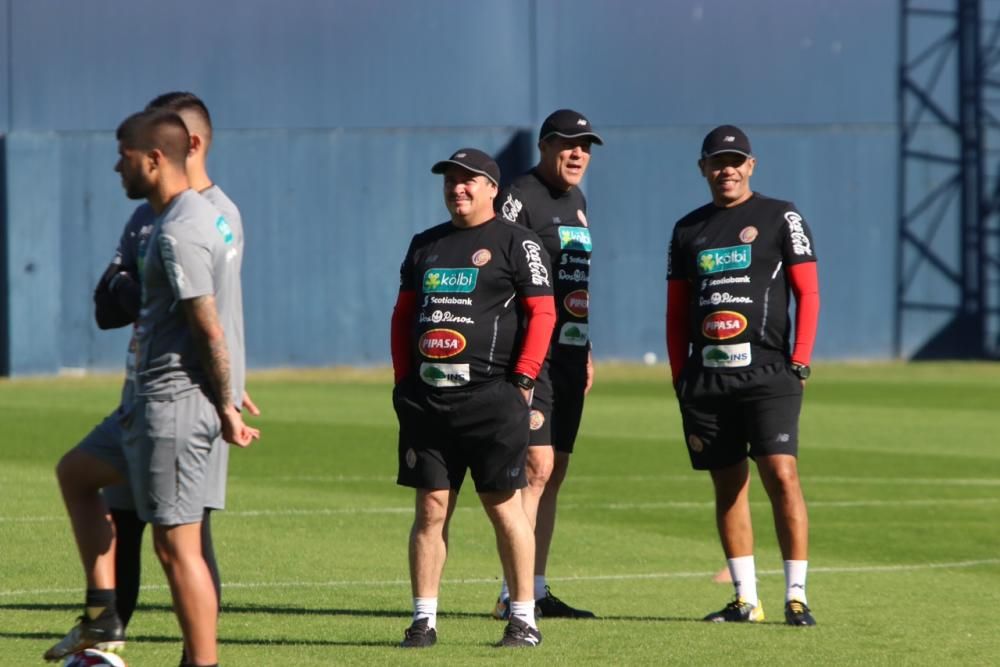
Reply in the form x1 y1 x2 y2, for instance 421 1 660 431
510 373 535 390
790 363 811 381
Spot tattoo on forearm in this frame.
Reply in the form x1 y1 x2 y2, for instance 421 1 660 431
185 295 233 410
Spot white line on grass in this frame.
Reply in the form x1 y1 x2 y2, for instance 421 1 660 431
238 474 1000 486
2 559 997 598
3 496 997 524
5 473 1000 487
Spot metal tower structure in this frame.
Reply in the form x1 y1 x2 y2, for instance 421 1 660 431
896 0 1000 358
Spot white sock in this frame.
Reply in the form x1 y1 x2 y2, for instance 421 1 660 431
510 600 537 629
727 555 758 606
499 579 510 600
784 560 808 604
413 597 438 629
533 575 547 600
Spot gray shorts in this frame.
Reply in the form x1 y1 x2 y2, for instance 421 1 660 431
75 411 134 510
124 390 222 525
204 432 229 511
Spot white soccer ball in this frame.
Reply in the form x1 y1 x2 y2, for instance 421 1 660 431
642 351 658 366
63 649 127 667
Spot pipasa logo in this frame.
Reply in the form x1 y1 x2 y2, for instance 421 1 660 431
697 244 751 275
423 268 478 293
701 311 747 340
558 226 593 251
564 289 589 318
418 329 467 359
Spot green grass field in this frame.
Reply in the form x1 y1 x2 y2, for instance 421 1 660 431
1 362 998 665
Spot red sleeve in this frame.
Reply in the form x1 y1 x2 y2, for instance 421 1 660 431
390 290 417 384
788 262 820 366
666 279 692 384
513 295 557 378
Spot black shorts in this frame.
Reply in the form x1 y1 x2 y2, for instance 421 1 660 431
393 378 530 493
676 361 803 471
529 355 587 453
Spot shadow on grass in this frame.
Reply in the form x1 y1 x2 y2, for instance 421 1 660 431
0 631 398 648
1 602 706 623
0 601 411 618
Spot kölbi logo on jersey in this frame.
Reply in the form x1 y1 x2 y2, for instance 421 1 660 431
697 244 751 275
558 226 592 251
423 268 478 293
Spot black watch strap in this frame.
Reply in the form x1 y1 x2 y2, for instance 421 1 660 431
790 363 811 380
511 373 535 390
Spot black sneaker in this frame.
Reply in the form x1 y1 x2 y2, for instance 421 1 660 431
43 613 125 661
399 618 437 648
535 585 596 618
784 600 816 626
497 616 542 648
703 596 765 623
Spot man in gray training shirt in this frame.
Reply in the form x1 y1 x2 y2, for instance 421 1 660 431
61 93 255 662
45 108 257 667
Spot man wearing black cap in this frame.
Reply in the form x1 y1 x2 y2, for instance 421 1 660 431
492 109 602 620
666 125 820 627
391 148 557 648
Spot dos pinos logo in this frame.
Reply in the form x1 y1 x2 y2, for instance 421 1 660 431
423 268 478 293
697 245 751 275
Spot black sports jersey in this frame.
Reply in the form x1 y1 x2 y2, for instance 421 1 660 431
667 193 817 371
497 169 591 358
399 217 553 389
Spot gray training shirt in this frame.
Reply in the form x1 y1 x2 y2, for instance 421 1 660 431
135 189 244 403
110 203 157 413
201 185 246 408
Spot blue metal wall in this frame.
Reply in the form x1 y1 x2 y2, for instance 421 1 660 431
1 0 904 374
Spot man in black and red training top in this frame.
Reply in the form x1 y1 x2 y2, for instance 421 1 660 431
492 109 601 619
391 148 556 649
666 126 820 627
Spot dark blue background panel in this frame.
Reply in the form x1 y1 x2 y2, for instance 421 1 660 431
534 0 896 127
0 0 9 133
8 0 534 132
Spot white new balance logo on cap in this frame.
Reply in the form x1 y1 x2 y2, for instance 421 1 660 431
724 136 735 142
456 152 467 157
577 119 588 126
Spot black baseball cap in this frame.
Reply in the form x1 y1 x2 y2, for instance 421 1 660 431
701 125 752 159
539 109 604 145
431 148 500 186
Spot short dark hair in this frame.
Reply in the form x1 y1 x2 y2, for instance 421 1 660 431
116 109 190 167
146 91 213 131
